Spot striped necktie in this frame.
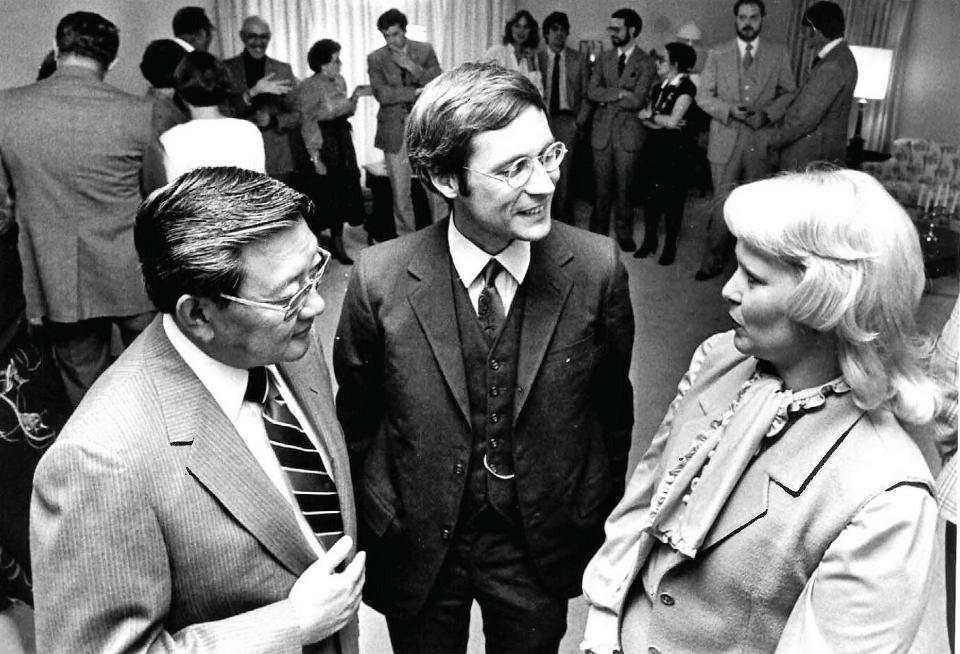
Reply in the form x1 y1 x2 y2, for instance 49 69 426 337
245 367 343 550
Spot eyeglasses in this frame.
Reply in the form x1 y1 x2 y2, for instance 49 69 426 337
220 247 330 321
242 31 271 41
463 142 567 189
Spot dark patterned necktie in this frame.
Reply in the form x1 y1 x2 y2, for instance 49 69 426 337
550 51 561 115
245 367 343 550
477 259 505 344
617 53 626 77
743 43 754 70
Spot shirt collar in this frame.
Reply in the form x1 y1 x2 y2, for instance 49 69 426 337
617 43 636 60
162 313 253 423
172 37 195 52
447 215 531 287
666 73 686 87
737 37 759 57
817 38 843 59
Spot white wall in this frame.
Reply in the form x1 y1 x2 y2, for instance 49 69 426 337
0 1 217 94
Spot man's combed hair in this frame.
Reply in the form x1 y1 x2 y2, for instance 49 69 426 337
172 6 213 37
135 167 313 313
406 62 546 194
174 51 232 107
376 8 408 32
724 168 938 424
56 11 119 68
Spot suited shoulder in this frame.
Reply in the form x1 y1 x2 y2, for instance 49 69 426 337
547 221 621 272
367 45 391 65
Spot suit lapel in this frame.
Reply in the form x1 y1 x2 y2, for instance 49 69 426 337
407 222 471 425
146 322 317 576
514 233 573 421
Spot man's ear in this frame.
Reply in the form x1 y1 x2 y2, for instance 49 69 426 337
173 294 217 344
428 171 460 200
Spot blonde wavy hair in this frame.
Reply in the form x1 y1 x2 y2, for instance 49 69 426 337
724 168 938 424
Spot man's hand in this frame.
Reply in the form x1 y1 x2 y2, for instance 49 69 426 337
253 108 272 129
249 73 293 98
390 50 420 74
743 110 768 130
288 536 366 646
730 105 749 121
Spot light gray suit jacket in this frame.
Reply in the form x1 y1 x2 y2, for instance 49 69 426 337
367 40 441 154
697 39 796 166
588 47 656 151
30 317 359 654
0 65 158 323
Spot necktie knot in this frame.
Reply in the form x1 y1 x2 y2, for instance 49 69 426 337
244 366 269 404
482 259 503 287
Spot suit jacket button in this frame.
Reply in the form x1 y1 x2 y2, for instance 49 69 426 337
489 412 499 424
659 592 675 606
489 359 500 370
489 385 500 397
441 527 452 540
489 438 499 449
454 462 465 475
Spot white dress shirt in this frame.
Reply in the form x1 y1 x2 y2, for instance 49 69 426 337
447 215 530 315
162 313 331 556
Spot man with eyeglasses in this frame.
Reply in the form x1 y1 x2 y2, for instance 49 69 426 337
31 167 363 654
334 63 635 654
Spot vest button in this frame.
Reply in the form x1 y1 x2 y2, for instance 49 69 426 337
489 412 500 424
489 385 500 397
489 438 499 449
440 527 452 540
454 462 465 475
659 592 675 606
489 359 500 370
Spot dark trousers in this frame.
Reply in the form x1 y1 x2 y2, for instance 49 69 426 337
641 131 690 254
548 112 578 225
590 141 640 241
386 508 567 654
45 311 154 407
948 520 956 653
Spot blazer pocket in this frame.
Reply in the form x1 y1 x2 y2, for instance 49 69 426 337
361 483 399 538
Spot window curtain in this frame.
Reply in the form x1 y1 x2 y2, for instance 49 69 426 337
787 0 915 151
215 0 516 166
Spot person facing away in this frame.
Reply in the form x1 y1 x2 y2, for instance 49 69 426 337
334 62 635 654
770 0 858 171
0 11 160 407
140 38 190 136
368 7 444 237
693 0 796 282
30 166 364 653
160 51 266 181
582 168 939 654
171 6 214 53
587 7 657 253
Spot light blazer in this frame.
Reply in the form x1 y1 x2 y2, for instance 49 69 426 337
583 332 935 652
0 66 157 323
537 46 592 126
224 54 305 176
774 42 858 170
588 47 656 151
30 317 358 654
367 40 441 153
334 219 635 617
696 39 796 166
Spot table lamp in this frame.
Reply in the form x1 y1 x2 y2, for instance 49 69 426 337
848 45 893 160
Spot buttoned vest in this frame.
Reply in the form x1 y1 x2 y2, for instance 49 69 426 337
452 273 525 524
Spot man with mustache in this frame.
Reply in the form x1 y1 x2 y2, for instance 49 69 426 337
334 63 635 654
694 0 796 281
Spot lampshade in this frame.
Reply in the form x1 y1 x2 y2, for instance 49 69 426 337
676 22 702 42
406 24 428 42
848 46 893 100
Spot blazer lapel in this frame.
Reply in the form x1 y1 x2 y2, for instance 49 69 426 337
514 233 573 421
407 223 471 425
147 325 316 577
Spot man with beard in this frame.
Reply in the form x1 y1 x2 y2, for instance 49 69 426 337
693 0 795 280
587 8 656 252
334 63 635 654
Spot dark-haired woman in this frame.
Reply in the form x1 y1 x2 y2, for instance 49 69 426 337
298 39 366 265
480 10 543 94
634 42 698 265
160 51 265 181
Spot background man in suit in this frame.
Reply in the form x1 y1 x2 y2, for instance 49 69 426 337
172 6 214 53
225 16 305 182
30 167 364 653
538 11 591 225
334 63 635 654
694 0 795 280
0 11 159 406
772 1 857 171
587 8 656 252
368 8 443 236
